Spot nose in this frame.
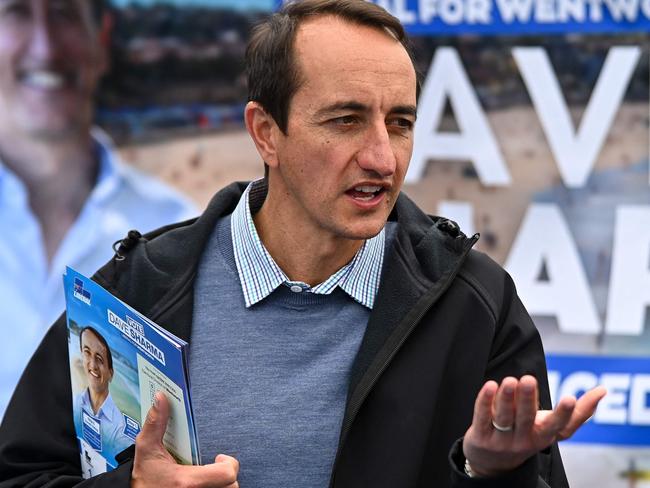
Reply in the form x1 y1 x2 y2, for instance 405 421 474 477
87 355 97 371
26 11 56 62
356 122 397 177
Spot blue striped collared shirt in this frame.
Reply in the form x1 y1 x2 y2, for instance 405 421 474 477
231 179 385 309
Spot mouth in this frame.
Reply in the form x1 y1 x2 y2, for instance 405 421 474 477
87 369 100 379
18 69 73 91
345 184 388 202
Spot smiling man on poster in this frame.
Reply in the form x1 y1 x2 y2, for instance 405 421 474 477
0 1 604 487
0 0 196 419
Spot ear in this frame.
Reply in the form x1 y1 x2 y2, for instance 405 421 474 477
245 101 282 168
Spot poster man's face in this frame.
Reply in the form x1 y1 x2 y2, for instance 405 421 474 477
269 16 417 241
0 0 106 141
81 329 113 395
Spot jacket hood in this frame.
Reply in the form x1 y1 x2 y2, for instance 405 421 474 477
387 188 478 287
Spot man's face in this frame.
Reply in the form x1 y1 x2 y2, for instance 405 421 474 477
81 330 112 395
269 15 417 241
0 0 105 141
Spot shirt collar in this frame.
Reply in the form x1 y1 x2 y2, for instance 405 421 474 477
231 179 385 309
88 127 124 204
81 389 117 422
0 127 122 208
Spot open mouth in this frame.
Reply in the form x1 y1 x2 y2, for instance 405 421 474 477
88 369 100 379
19 69 72 91
346 185 387 202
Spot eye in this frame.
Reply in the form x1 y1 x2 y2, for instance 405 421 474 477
388 117 414 130
332 115 358 126
49 0 82 22
0 1 30 19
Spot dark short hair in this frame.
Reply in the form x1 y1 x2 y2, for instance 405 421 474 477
79 326 113 371
246 0 418 135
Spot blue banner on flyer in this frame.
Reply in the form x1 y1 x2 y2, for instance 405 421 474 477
547 354 650 446
123 414 141 440
81 410 102 452
275 0 650 35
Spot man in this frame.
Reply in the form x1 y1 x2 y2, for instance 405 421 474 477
0 0 196 417
73 327 133 469
0 1 605 487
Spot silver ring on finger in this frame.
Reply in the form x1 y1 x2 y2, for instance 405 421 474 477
491 419 514 432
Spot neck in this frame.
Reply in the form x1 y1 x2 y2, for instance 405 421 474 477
0 132 97 263
89 388 109 415
253 186 364 286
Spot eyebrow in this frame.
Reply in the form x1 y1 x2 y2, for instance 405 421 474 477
392 105 418 119
315 101 417 119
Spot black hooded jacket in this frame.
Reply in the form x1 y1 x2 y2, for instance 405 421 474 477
0 182 568 487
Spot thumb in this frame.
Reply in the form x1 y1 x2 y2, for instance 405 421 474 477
138 391 170 450
215 454 239 471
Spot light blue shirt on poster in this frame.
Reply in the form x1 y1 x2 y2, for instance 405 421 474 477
73 390 133 467
0 129 197 418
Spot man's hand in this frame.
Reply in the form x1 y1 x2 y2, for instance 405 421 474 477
132 392 239 488
462 375 606 478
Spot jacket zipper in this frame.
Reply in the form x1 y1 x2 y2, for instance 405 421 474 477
328 234 479 488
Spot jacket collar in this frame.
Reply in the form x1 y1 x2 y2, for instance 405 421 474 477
93 181 479 481
343 190 480 421
94 181 247 342
94 180 478 376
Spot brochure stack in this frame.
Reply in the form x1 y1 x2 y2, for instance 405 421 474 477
63 267 199 477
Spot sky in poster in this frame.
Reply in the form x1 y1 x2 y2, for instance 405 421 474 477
111 0 272 10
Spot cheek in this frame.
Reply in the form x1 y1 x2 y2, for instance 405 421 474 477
311 145 350 175
394 141 413 172
0 34 16 48
61 32 101 71
0 35 22 72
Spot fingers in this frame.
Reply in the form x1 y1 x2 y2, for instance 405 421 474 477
177 455 240 488
472 380 498 436
137 391 170 452
574 385 607 421
538 395 576 443
133 393 241 488
472 377 534 437
465 377 606 478
536 385 607 444
513 376 538 438
492 377 518 432
556 385 607 440
215 454 240 474
463 377 534 478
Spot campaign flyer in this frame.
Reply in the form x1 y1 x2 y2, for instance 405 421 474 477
64 267 199 477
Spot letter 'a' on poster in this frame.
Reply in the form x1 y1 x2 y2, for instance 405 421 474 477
63 267 200 478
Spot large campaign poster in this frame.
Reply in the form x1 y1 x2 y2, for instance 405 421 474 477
98 1 649 486
380 4 649 487
379 2 649 486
